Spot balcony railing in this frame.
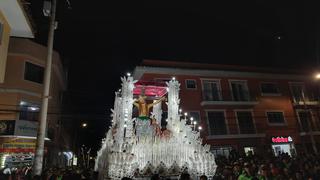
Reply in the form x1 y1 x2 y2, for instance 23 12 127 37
201 90 258 105
291 95 319 105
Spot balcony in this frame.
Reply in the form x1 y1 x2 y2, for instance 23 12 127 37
0 0 34 38
200 90 259 106
291 95 319 106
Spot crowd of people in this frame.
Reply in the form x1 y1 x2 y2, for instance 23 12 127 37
212 151 320 180
0 166 96 180
2 151 320 180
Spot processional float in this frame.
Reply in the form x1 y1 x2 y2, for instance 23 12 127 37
95 76 217 179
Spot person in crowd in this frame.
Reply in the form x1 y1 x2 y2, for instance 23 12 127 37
238 162 255 180
180 172 191 180
200 175 208 180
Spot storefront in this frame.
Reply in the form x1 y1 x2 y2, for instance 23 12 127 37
271 136 296 156
0 119 50 168
0 137 36 168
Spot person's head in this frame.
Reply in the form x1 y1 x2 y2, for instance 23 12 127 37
121 177 132 180
233 161 241 171
223 166 233 177
180 173 190 180
244 162 253 175
259 164 268 177
200 175 208 180
295 172 303 180
138 95 146 103
151 174 161 180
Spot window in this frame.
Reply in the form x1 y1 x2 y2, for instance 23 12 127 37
267 112 285 124
236 111 255 134
185 79 197 89
289 83 305 102
297 111 312 132
202 80 221 101
189 111 201 122
211 146 232 157
19 101 40 122
0 22 3 45
24 62 44 84
244 147 255 156
261 83 280 94
230 81 250 101
207 111 227 135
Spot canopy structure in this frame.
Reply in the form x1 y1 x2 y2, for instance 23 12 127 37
95 77 217 179
133 81 167 97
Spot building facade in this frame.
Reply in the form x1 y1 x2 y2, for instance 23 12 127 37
0 1 72 168
0 0 34 83
0 38 68 168
134 60 320 157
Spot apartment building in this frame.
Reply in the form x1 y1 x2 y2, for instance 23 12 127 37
133 60 320 157
0 1 72 168
0 38 68 167
0 0 34 83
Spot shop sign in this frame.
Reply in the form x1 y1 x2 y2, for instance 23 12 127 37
0 120 15 135
14 120 38 137
272 136 293 143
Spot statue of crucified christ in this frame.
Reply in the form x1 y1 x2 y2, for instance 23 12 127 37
133 95 166 120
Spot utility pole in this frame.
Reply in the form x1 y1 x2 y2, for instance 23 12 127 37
33 0 57 176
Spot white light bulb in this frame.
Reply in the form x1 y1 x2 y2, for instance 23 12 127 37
198 126 202 130
190 117 194 121
193 121 197 125
127 72 131 76
184 112 188 116
179 109 182 113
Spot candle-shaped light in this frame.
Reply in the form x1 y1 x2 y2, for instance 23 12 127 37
193 120 197 131
198 126 202 135
190 117 194 126
184 112 188 121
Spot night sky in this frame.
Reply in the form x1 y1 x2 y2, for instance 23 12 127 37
30 1 320 152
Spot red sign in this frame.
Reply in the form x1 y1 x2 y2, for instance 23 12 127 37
0 148 35 153
272 136 293 143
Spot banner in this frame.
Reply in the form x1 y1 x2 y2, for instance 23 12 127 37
14 120 38 137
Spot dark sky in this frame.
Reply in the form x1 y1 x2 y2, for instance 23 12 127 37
30 1 320 152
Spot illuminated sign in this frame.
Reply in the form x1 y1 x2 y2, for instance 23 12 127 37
272 136 293 143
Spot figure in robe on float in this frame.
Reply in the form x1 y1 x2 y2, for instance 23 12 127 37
133 88 166 139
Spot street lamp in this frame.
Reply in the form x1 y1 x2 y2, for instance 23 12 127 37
81 123 87 128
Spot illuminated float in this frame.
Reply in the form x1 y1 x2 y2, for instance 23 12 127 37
95 76 217 179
